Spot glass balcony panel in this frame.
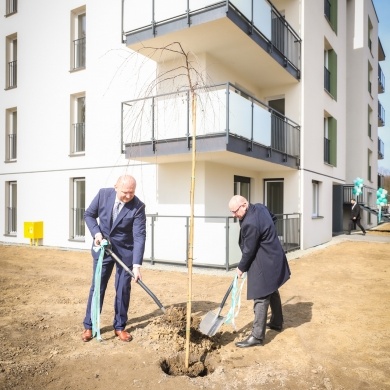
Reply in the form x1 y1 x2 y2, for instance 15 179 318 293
155 93 188 140
123 99 154 143
253 102 271 146
194 87 226 136
123 0 152 31
228 90 252 139
231 0 252 23
254 0 272 41
155 0 187 23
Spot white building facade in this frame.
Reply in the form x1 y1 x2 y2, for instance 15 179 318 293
1 0 385 269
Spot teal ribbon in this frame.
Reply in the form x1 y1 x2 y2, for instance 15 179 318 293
224 273 247 330
91 239 108 342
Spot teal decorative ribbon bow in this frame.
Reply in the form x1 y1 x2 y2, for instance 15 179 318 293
91 239 108 342
224 273 247 330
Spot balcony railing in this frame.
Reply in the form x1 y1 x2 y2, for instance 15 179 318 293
378 137 384 160
73 37 86 69
343 184 377 206
324 137 330 164
378 64 385 93
71 208 85 239
144 213 300 270
122 0 301 73
122 83 300 159
324 66 330 93
7 207 17 234
378 101 385 127
5 0 17 15
7 134 17 160
72 123 85 153
7 60 17 88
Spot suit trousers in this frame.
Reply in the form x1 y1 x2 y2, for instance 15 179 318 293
348 219 366 234
83 253 132 330
252 290 283 340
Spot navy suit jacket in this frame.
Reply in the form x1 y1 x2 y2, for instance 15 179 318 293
84 188 146 267
238 203 290 299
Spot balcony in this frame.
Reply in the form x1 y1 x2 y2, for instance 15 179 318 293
378 64 385 94
71 123 85 153
6 133 17 161
73 37 86 70
378 137 384 160
122 0 301 87
378 100 385 127
122 82 300 169
7 60 17 89
5 0 17 16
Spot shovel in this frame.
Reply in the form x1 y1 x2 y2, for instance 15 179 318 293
104 244 166 314
199 280 234 336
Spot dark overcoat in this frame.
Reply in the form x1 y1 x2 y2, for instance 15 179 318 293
238 203 291 299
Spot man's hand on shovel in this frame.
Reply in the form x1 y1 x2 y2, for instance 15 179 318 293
132 266 142 282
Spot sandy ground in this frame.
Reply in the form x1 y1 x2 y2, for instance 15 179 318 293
1 226 390 390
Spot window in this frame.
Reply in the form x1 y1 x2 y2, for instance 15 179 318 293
312 181 320 218
234 175 250 201
70 94 85 154
324 115 337 166
368 17 373 54
70 178 85 239
71 8 86 70
367 150 372 182
368 105 372 138
6 34 17 89
5 181 17 235
368 61 372 95
5 0 17 15
5 108 17 161
324 0 337 33
324 42 337 99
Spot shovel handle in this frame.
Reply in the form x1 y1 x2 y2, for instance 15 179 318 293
105 247 166 313
216 279 234 316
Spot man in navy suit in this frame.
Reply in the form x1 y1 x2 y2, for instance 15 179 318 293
229 195 290 348
82 175 146 342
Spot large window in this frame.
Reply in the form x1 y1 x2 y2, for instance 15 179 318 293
324 44 337 100
6 181 17 235
70 94 85 154
6 34 17 89
5 108 17 161
71 8 86 70
234 175 250 201
70 178 85 239
324 0 337 33
324 115 337 166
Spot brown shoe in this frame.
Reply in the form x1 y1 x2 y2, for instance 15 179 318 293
82 329 93 342
114 329 133 342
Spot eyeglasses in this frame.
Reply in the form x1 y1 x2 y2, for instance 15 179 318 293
231 204 244 214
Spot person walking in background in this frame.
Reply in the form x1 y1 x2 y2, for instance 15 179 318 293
82 175 146 342
347 198 366 235
228 195 291 348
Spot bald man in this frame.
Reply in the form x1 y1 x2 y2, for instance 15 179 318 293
229 195 291 347
82 175 146 342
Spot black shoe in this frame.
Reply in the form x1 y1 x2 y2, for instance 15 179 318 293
266 322 282 331
235 335 263 348
363 232 366 235
346 233 351 235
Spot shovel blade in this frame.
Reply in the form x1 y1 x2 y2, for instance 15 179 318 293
199 311 226 337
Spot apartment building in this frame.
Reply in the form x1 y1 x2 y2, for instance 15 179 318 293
1 0 385 269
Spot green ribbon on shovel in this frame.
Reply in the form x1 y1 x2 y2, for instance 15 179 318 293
224 273 246 330
91 239 108 342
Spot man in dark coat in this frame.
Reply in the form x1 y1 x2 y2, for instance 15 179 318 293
347 198 366 235
229 195 291 348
